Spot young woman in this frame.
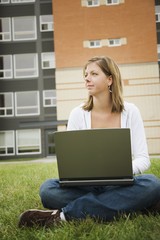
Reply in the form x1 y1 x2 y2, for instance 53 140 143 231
18 56 160 227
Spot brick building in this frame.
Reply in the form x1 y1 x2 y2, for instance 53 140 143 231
0 0 159 160
53 0 160 155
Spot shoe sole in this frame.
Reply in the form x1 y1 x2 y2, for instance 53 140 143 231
18 209 60 228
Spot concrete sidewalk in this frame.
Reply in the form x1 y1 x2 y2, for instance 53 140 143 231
0 156 57 165
0 155 160 165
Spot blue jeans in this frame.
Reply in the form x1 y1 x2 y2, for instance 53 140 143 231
39 174 160 221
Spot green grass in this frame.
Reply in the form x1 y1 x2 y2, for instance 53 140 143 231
0 159 160 240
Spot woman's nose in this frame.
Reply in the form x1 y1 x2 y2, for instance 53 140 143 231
85 75 91 82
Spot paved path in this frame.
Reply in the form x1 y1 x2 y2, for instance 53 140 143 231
0 156 57 165
0 155 160 165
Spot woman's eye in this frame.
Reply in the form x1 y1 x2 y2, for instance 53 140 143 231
92 72 98 76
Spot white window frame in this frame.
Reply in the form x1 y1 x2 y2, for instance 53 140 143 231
0 18 11 41
41 52 55 69
156 13 160 23
87 0 99 7
16 129 41 155
89 40 101 48
0 0 10 4
0 131 15 156
43 90 56 107
40 15 53 32
0 0 35 4
15 91 40 116
0 55 13 79
157 44 160 53
0 92 14 117
12 16 37 41
106 0 119 5
13 53 38 78
157 44 160 61
11 0 35 2
108 38 121 47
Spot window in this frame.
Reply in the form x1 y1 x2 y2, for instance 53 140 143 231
0 17 36 41
0 55 13 79
14 53 38 78
11 0 35 2
0 0 35 3
89 40 101 48
0 92 14 117
82 0 123 7
0 0 10 4
156 13 160 23
15 91 40 116
43 90 56 107
0 18 11 41
108 38 121 46
157 45 160 60
41 52 55 69
106 0 119 5
16 129 41 155
0 131 15 155
40 15 53 32
12 16 37 40
87 0 99 7
84 38 126 48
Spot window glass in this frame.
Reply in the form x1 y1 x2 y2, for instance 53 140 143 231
0 18 11 41
157 44 160 61
89 40 101 48
87 0 99 6
156 13 160 22
106 0 119 5
0 92 14 117
41 52 55 69
0 55 12 79
0 0 10 4
15 91 39 116
40 15 53 32
16 129 41 155
43 90 56 107
0 131 15 155
14 53 38 78
12 16 37 40
0 0 35 3
108 38 121 46
11 0 35 2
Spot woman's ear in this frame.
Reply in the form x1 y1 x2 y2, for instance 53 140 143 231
107 75 113 86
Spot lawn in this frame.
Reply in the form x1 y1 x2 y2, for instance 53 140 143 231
0 158 160 240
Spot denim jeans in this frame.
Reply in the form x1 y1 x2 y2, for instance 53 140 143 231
39 174 160 221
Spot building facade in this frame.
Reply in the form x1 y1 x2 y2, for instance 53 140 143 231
0 0 160 160
53 0 160 155
0 0 57 159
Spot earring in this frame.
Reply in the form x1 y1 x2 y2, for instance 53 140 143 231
108 85 112 93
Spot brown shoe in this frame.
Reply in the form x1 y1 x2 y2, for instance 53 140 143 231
18 209 61 228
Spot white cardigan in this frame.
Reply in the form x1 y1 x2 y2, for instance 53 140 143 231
67 101 150 175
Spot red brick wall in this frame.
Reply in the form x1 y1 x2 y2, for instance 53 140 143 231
52 0 157 68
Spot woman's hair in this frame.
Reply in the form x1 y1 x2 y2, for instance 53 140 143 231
82 56 124 113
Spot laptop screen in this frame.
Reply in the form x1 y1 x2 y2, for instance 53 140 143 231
54 129 133 186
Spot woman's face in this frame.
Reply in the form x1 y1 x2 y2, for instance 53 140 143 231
84 62 112 96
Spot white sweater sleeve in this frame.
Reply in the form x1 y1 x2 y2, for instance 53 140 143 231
128 104 150 174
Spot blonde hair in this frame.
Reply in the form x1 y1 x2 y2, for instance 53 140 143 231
82 56 124 113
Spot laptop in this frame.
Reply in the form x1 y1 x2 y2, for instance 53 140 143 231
54 128 134 186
